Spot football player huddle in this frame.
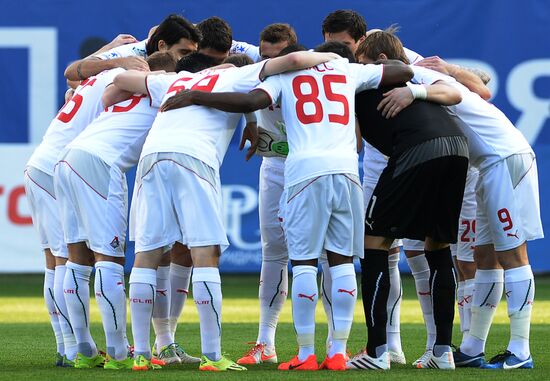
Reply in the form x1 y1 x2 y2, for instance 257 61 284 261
25 9 542 372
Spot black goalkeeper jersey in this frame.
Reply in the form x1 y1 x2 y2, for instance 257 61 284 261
355 84 465 157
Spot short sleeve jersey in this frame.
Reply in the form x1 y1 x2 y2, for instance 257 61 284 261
67 92 157 172
141 62 267 170
94 40 147 60
410 66 533 169
27 68 124 175
256 58 383 187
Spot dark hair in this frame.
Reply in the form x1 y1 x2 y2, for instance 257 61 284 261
277 43 307 56
197 16 233 53
322 10 366 42
176 52 217 73
260 23 297 44
146 51 178 72
223 54 253 67
146 14 201 56
356 27 410 65
314 41 355 62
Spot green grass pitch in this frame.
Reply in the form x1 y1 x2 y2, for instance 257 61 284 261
1 273 549 380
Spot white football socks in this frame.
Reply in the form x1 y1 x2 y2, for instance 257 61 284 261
462 278 475 334
193 267 222 361
387 253 403 354
168 263 192 342
44 268 64 355
458 281 465 333
406 254 436 350
129 267 157 359
462 269 503 356
257 257 288 348
505 265 534 360
292 265 318 361
152 266 172 349
94 261 127 360
64 261 97 357
54 265 77 360
328 263 356 357
319 256 333 353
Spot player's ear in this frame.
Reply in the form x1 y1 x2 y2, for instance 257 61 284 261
378 53 388 61
157 40 167 52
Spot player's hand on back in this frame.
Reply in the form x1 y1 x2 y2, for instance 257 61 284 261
378 87 414 119
415 56 451 75
117 56 150 72
240 122 259 161
107 34 138 49
160 90 195 112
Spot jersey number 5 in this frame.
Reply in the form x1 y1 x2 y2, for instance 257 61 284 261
292 74 349 125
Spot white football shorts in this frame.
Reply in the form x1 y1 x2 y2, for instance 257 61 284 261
133 152 228 253
54 150 127 257
259 158 287 261
24 166 68 258
280 173 364 261
476 153 543 251
454 168 478 262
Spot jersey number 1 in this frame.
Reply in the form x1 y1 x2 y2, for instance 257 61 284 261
292 74 349 125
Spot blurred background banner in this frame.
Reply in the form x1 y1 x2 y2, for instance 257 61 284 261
1 0 548 273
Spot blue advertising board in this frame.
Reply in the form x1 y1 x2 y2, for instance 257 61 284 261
1 0 548 272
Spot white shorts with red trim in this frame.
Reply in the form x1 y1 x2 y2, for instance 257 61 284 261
24 166 68 258
476 153 543 251
54 149 127 257
454 168 478 262
279 173 364 261
132 152 228 253
259 158 287 261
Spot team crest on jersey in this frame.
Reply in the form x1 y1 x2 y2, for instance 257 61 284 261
132 46 147 57
110 236 120 249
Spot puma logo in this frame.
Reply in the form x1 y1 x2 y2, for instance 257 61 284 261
365 219 374 230
507 230 520 239
298 293 316 302
337 288 356 297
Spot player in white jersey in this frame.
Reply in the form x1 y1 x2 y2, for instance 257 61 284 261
55 52 181 370
350 23 492 366
362 31 542 369
112 50 340 371
229 23 298 365
64 14 200 82
165 44 414 370
24 34 138 365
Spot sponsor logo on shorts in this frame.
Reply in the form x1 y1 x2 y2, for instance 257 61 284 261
130 298 153 304
110 236 120 249
195 300 209 305
507 229 520 239
64 289 75 294
298 293 316 302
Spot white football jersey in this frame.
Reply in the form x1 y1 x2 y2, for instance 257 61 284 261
230 40 261 62
257 58 383 187
362 141 389 183
94 40 147 60
410 66 533 170
27 68 124 175
67 93 156 172
141 61 268 170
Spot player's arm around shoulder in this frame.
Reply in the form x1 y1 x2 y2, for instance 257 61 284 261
261 51 340 78
376 59 414 86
